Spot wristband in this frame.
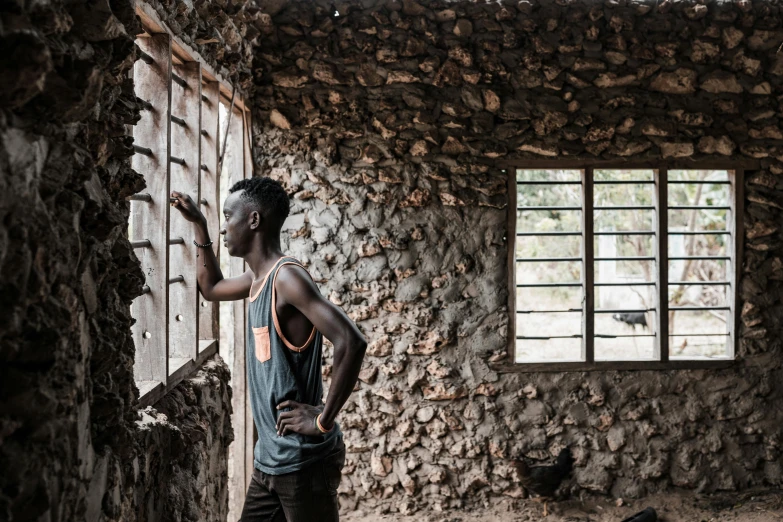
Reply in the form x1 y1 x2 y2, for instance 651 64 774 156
316 413 333 433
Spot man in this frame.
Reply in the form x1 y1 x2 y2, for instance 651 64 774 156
171 176 367 521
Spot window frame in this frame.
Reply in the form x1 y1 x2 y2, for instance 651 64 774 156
130 3 253 407
498 160 753 373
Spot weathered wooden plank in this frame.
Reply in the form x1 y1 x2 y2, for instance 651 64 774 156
225 102 248 522
138 340 218 408
727 169 744 359
168 61 201 368
243 108 255 489
134 1 249 113
198 80 220 344
132 33 171 385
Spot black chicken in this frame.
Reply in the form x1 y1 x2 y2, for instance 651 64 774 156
511 447 574 517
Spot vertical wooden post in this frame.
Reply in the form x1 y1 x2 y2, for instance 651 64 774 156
226 102 248 519
506 169 517 362
654 168 669 362
199 80 220 345
132 33 171 387
727 169 744 359
243 108 255 488
582 168 595 363
168 61 201 369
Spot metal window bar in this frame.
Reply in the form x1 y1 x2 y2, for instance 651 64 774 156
595 281 655 286
595 334 656 338
516 231 581 236
516 180 581 185
668 205 731 210
595 230 655 235
669 230 729 235
516 282 581 287
669 305 730 311
595 256 655 261
516 256 581 262
137 47 154 65
669 281 729 285
593 180 655 184
595 308 654 313
669 333 730 337
172 73 187 88
134 145 153 156
667 180 730 184
594 205 655 210
517 335 582 340
517 206 582 210
517 309 583 313
668 256 730 261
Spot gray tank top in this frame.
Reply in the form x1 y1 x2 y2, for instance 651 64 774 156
247 256 342 475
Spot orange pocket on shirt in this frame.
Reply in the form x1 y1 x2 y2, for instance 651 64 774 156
252 326 271 363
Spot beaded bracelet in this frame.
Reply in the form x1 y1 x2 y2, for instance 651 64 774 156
193 239 213 267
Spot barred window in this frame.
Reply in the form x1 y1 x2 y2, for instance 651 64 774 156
129 18 251 404
509 167 743 370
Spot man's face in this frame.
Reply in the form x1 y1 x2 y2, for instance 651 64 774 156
220 190 254 257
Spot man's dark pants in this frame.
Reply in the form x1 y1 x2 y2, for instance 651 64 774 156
239 440 346 521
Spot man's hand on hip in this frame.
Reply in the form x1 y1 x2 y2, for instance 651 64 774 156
276 400 327 436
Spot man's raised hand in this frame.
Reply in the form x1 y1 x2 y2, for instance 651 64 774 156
170 191 205 224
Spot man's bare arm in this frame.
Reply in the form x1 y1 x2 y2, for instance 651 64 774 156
275 264 367 432
171 191 252 301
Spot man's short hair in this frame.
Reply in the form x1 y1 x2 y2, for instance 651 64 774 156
229 177 290 231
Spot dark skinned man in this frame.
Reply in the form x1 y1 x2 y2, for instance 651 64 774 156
170 176 367 521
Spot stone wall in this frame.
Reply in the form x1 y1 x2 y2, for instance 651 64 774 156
251 0 783 515
0 0 249 519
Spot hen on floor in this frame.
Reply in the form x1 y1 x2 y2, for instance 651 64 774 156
511 447 574 517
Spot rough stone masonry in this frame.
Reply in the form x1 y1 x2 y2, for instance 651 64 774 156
251 0 783 516
1 0 783 520
0 0 252 518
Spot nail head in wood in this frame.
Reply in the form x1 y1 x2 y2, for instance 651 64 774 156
129 193 152 202
131 239 152 248
199 199 208 206
171 115 186 127
170 156 186 166
200 164 209 171
169 237 184 245
201 129 208 137
169 275 185 284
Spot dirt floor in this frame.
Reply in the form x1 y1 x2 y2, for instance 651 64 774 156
344 489 783 522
